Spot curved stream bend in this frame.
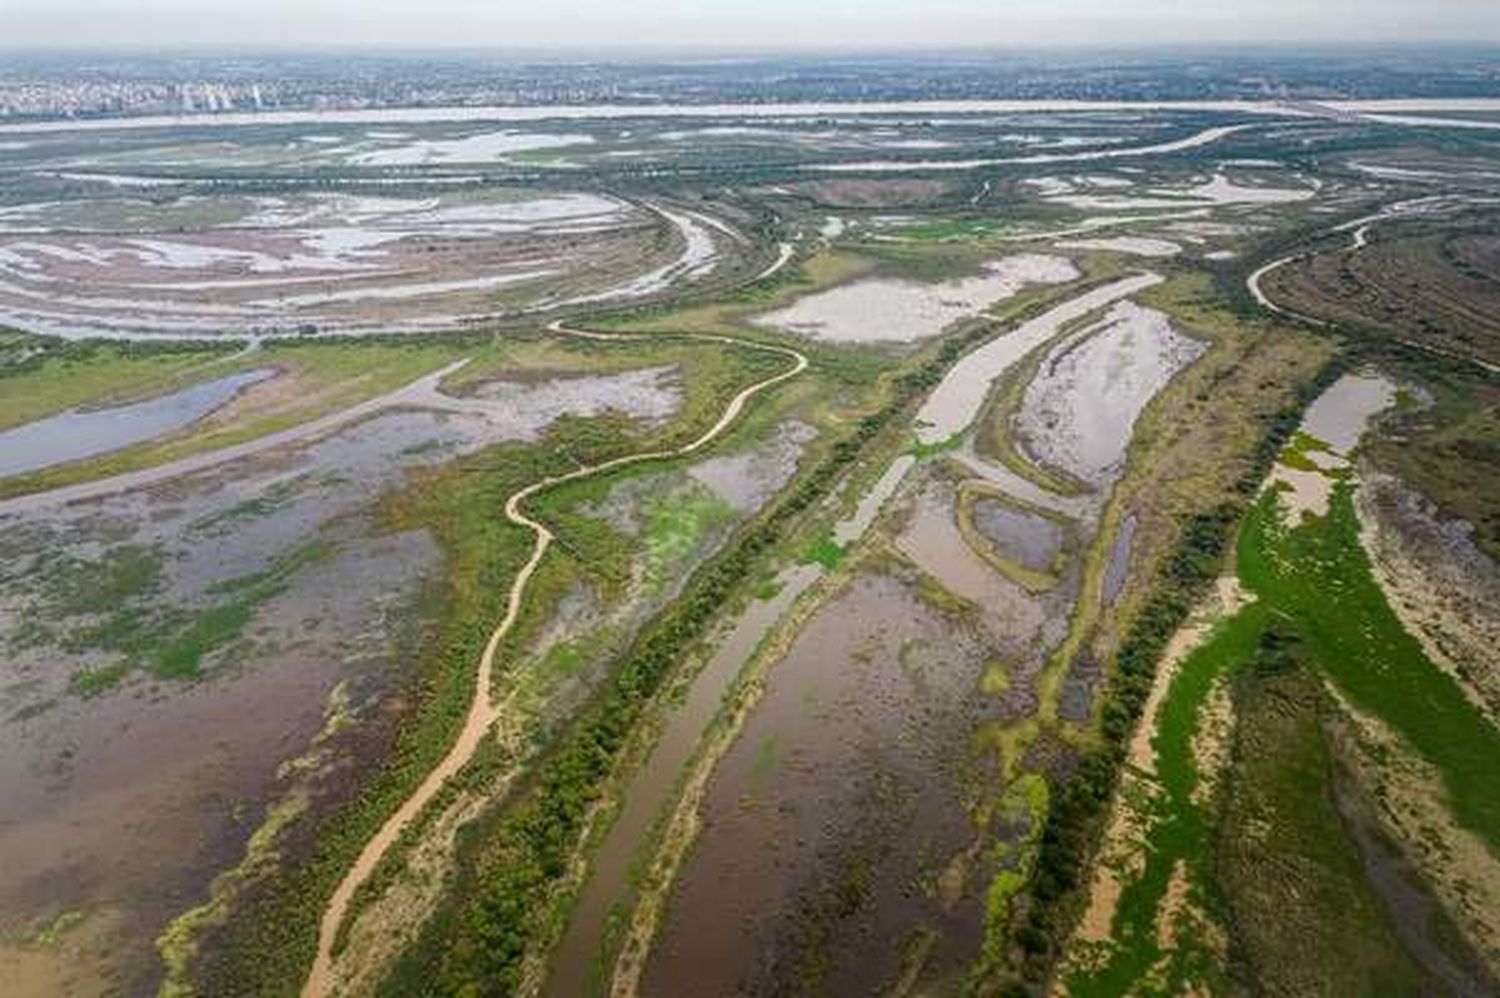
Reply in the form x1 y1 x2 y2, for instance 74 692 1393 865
302 320 807 998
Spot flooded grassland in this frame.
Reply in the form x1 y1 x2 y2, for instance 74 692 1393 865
3 102 1497 998
0 329 794 995
593 249 1240 996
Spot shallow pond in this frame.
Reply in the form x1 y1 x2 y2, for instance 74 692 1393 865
547 563 822 997
641 571 991 996
753 254 1076 344
1300 372 1398 455
0 367 274 478
1016 301 1205 488
972 496 1066 572
1101 514 1138 605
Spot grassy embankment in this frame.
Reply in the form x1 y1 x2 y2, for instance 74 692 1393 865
1066 471 1500 994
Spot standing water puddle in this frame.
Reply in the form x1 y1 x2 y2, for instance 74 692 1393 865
1269 372 1397 518
972 495 1066 573
753 255 1076 344
0 367 274 478
549 563 821 996
1101 514 1138 605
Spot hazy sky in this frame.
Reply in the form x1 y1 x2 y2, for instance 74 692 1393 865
4 0 1499 51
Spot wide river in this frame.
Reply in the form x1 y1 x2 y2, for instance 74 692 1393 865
3 98 1500 135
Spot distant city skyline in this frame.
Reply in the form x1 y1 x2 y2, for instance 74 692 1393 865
3 0 1500 52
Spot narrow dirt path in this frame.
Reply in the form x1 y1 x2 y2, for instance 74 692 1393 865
301 322 806 998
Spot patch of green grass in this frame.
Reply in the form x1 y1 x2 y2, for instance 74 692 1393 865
907 431 962 458
1239 483 1500 847
980 661 1012 697
28 909 84 947
641 483 735 594
1276 430 1333 471
1068 600 1269 996
56 541 329 683
536 640 585 679
754 578 784 600
887 217 1013 242
801 532 846 570
972 773 1051 985
43 543 164 616
71 662 130 698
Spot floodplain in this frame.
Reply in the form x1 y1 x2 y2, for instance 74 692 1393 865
0 94 1497 998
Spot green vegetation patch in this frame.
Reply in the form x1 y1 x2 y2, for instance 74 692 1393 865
1066 601 1268 996
887 217 1014 242
1364 368 1500 560
1074 466 1500 993
70 662 131 698
45 540 329 685
1239 483 1500 847
1215 638 1429 995
41 543 164 616
801 532 847 570
641 482 735 594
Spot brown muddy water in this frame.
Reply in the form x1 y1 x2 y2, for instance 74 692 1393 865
894 476 1075 723
548 449 903 994
898 479 1048 622
0 365 686 995
639 570 994 997
547 564 822 997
